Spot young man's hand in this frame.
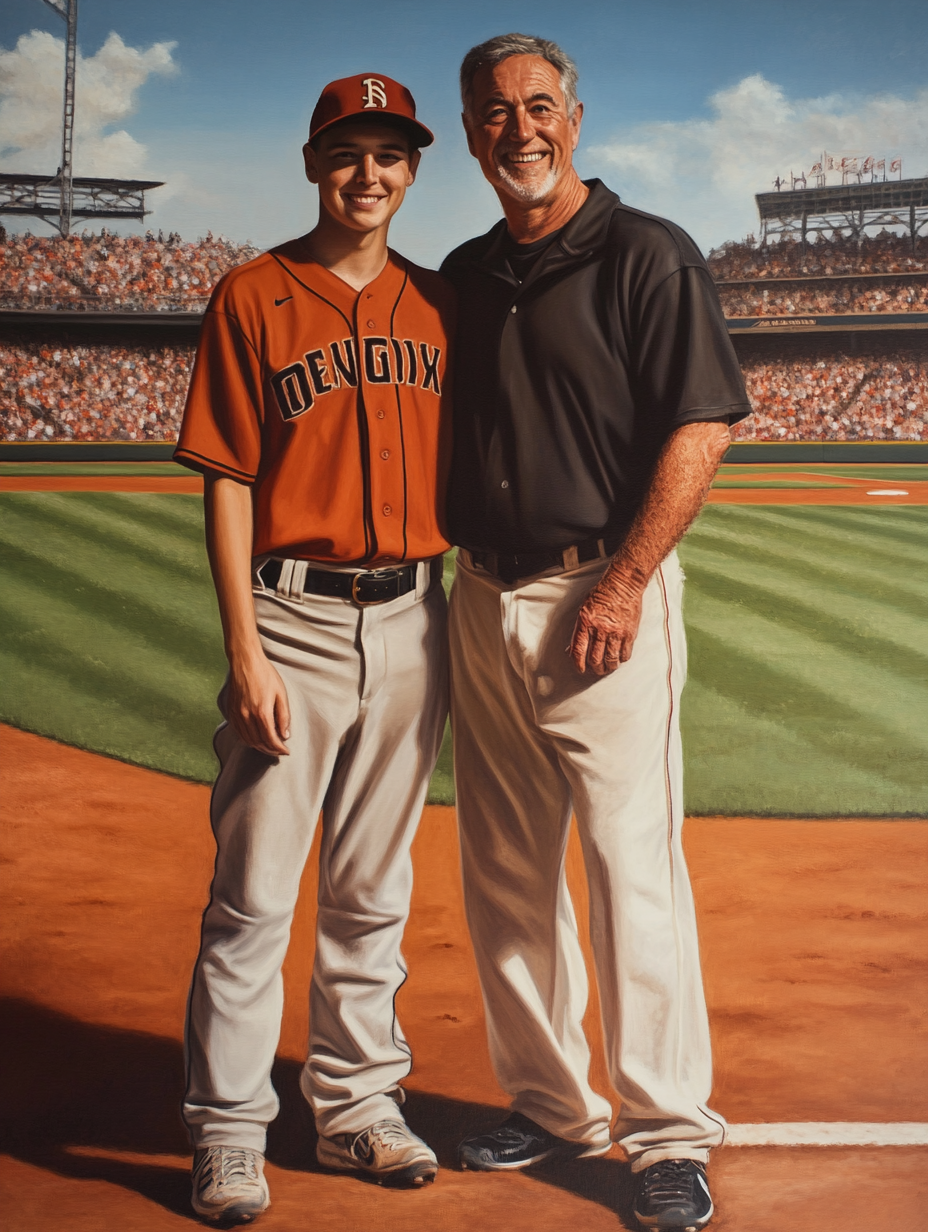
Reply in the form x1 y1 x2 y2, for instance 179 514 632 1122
226 650 291 757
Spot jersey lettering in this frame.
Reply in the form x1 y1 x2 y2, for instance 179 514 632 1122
329 339 358 388
364 337 393 384
362 78 388 109
271 362 313 420
271 335 440 420
419 343 441 394
390 338 405 385
305 349 333 396
403 339 418 387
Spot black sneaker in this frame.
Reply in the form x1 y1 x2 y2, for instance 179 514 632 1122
458 1112 609 1171
633 1159 713 1230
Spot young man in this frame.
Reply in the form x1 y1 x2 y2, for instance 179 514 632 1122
174 74 453 1224
441 34 750 1231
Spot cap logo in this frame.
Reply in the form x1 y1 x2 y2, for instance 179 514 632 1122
361 77 388 109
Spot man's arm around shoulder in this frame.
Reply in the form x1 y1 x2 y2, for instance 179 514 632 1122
570 421 730 676
205 474 291 756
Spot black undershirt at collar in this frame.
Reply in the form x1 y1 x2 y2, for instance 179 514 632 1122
503 226 565 283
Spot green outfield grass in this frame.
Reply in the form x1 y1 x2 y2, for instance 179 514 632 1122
710 480 857 488
0 493 925 814
718 464 928 482
0 462 189 476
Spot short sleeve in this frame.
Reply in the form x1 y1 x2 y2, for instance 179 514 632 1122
174 306 263 482
633 264 751 429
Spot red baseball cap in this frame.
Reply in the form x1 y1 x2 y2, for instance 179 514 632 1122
309 73 434 148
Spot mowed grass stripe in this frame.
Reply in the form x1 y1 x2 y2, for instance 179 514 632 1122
678 678 913 815
0 573 221 715
682 549 928 667
679 507 928 815
689 507 928 610
0 463 186 476
5 492 210 573
0 649 220 782
0 507 221 670
683 620 925 791
718 465 928 481
0 493 225 781
693 504 928 566
1 495 925 813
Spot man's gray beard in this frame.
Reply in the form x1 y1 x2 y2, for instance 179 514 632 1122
494 161 559 204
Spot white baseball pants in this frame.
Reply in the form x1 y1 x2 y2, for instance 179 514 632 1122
184 559 447 1150
449 551 725 1171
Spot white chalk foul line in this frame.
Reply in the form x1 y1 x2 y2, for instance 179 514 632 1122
725 1123 928 1147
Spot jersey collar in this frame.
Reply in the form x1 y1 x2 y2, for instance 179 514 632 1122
271 239 409 319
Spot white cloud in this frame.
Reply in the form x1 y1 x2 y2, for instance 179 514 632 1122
584 75 928 253
0 29 176 177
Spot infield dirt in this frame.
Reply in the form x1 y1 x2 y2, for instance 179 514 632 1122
2 725 926 1231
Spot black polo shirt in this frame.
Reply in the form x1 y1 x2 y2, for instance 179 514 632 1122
440 179 751 554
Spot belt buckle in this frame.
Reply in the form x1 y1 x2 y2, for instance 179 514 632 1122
351 568 399 607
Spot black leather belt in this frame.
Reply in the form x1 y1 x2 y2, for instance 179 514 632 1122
469 535 621 584
259 558 439 606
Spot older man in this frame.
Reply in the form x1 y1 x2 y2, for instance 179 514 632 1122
440 33 750 1231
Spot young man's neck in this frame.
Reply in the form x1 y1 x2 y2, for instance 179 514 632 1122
303 211 390 293
500 169 589 244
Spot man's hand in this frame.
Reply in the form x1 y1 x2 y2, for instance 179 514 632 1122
568 421 730 676
570 573 645 675
202 474 292 755
226 649 291 757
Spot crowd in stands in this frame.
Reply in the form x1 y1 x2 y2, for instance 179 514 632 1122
1 341 194 441
718 277 928 318
733 351 928 441
3 226 926 315
0 229 261 312
3 341 925 442
707 232 927 281
2 227 927 443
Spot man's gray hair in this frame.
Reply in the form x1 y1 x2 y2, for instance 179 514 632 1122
460 33 579 118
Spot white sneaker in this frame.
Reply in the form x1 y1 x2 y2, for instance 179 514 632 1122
191 1146 270 1224
317 1118 438 1186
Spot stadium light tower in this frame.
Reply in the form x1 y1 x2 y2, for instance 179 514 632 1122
41 0 78 236
0 0 163 234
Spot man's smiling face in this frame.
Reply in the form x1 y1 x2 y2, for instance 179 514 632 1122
303 120 420 235
463 54 583 205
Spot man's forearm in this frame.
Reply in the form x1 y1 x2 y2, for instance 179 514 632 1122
204 473 291 756
204 474 264 664
570 420 729 674
604 420 730 595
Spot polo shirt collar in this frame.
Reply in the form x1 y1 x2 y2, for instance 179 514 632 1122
476 179 620 285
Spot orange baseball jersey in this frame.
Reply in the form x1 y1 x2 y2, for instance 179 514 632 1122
175 239 454 564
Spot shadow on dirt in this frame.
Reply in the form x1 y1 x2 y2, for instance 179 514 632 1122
0 998 637 1226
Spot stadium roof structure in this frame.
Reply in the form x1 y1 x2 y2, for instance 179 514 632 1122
756 177 928 247
0 173 164 231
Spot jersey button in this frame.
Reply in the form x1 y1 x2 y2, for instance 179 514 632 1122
380 449 390 459
510 305 517 314
367 319 376 328
383 504 392 516
501 480 510 489
376 410 385 419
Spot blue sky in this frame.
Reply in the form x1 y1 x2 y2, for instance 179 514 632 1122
2 0 927 263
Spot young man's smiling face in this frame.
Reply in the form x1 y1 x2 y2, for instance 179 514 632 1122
463 54 583 206
303 120 420 235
